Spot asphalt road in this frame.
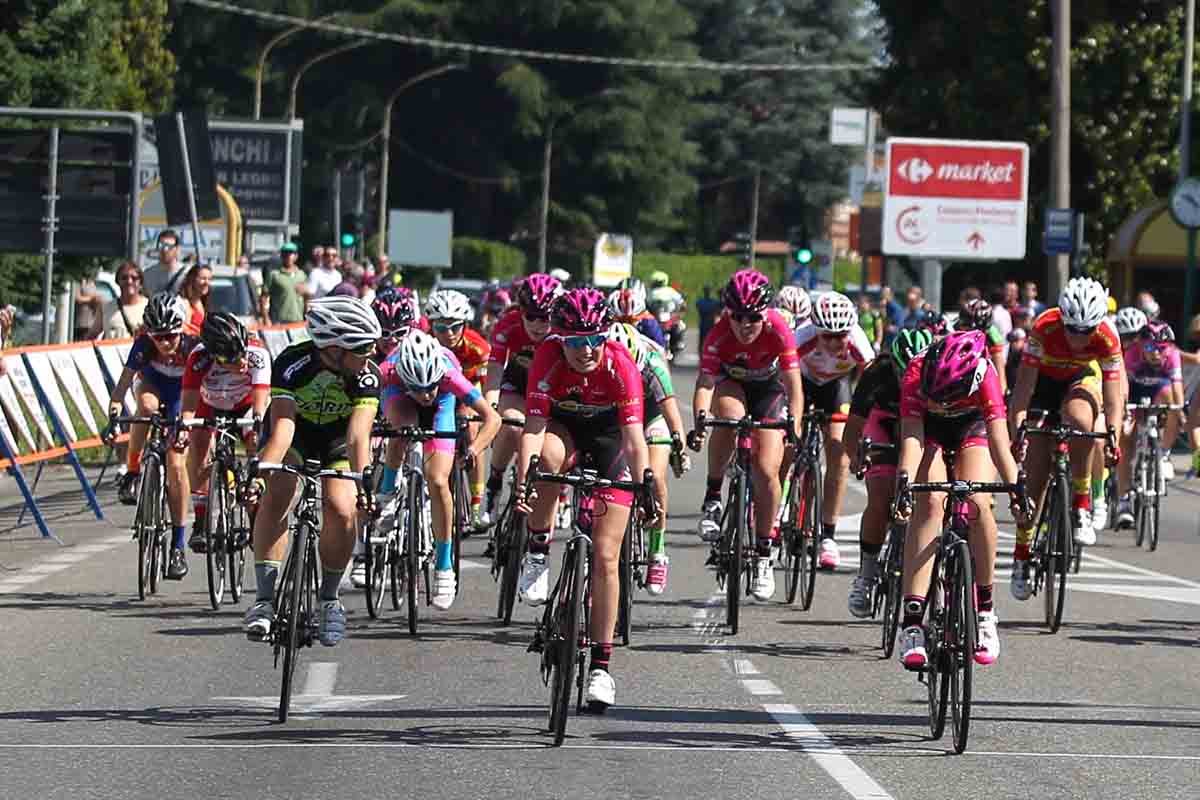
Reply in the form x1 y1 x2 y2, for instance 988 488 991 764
2 359 1200 800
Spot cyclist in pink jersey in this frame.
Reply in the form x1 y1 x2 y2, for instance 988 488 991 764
893 331 1027 671
688 269 804 602
514 288 657 712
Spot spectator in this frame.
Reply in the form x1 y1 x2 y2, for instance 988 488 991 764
897 286 924 330
1136 290 1160 320
329 262 365 298
1011 306 1033 332
73 277 105 341
306 245 325 273
1005 328 1027 388
104 261 148 339
179 262 212 334
879 286 903 346
1021 280 1046 317
236 254 251 272
856 293 883 351
0 304 13 376
378 253 404 290
694 285 722 352
306 246 343 299
260 242 309 324
142 229 186 296
1003 280 1020 312
990 284 1013 339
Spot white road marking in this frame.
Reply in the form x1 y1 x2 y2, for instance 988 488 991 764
733 659 759 675
742 679 782 696
765 703 896 800
458 559 490 570
302 662 338 697
41 553 92 565
213 660 406 716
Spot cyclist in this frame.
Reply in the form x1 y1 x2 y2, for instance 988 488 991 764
914 307 949 338
1114 306 1148 351
426 289 492 526
1115 320 1185 526
179 312 271 552
894 330 1027 668
549 267 572 286
689 269 804 602
1007 277 1123 599
608 321 691 595
242 297 382 645
775 285 812 330
478 282 513 338
383 330 502 609
648 270 683 308
106 292 196 580
842 328 933 617
609 277 667 349
482 274 563 521
514 287 658 710
793 291 874 569
954 298 1007 393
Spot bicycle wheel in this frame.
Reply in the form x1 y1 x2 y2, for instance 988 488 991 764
616 514 633 647
452 467 467 593
948 538 976 754
406 471 425 636
142 456 164 596
205 468 227 611
228 486 247 604
1134 454 1148 548
134 462 156 600
799 461 821 611
549 542 584 746
880 524 905 658
389 516 403 612
926 550 947 741
781 462 802 604
277 521 310 723
363 517 387 619
1044 475 1070 633
723 479 745 635
1149 451 1161 552
499 509 526 625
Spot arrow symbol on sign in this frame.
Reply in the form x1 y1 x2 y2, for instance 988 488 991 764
967 231 985 251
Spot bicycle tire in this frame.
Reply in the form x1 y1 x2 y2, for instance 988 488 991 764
1134 454 1147 548
880 524 904 658
926 548 946 741
1149 451 1161 552
143 457 164 597
278 521 310 723
723 478 744 635
781 462 802 604
500 509 526 625
205 467 227 611
229 476 249 603
800 462 821 611
364 518 387 619
453 467 467 593
134 464 155 600
617 516 633 647
389 516 403 612
1045 474 1070 633
948 538 976 754
407 471 424 636
550 541 584 746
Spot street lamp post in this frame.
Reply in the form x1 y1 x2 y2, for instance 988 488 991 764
288 40 371 121
376 63 466 261
253 13 338 120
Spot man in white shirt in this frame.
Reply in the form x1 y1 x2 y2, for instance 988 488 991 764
305 246 343 299
142 230 187 296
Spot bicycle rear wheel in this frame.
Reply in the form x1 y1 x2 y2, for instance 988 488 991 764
1149 453 1161 552
723 480 745 635
549 542 584 746
499 508 526 625
948 539 976 754
407 471 425 636
799 463 821 610
277 521 310 723
205 469 228 611
617 515 633 646
880 524 905 658
1044 475 1070 633
926 550 947 741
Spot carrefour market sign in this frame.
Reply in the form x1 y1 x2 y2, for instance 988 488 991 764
882 137 1029 260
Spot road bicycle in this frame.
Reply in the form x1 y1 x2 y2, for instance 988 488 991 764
107 414 174 600
256 460 368 723
1125 400 1183 552
779 407 828 609
854 436 905 658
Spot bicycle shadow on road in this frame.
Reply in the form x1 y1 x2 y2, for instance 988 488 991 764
1001 618 1200 648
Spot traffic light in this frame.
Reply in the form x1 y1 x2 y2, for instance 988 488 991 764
793 225 813 265
340 212 363 252
734 232 752 267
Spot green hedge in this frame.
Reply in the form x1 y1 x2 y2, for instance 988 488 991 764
451 238 527 282
627 252 787 326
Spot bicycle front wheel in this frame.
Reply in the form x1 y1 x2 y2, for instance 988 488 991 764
549 542 584 746
948 539 976 754
364 519 387 619
800 462 821 611
781 463 802 605
1149 452 1161 552
205 469 227 611
133 461 156 600
616 515 633 647
407 472 425 636
229 481 248 603
880 524 905 659
499 508 526 625
278 522 310 723
926 550 947 741
142 457 165 597
1044 475 1070 633
723 479 745 635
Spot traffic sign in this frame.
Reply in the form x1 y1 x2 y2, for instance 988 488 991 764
882 138 1029 260
1043 208 1074 255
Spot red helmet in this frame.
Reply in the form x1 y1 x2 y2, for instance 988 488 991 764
552 288 611 334
517 274 563 313
920 330 990 405
721 269 773 313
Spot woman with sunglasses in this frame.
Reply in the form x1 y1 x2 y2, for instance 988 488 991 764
382 330 502 610
514 288 657 711
178 313 271 553
1114 321 1184 527
106 292 198 580
427 289 493 527
1007 277 1124 599
688 269 804 603
793 291 875 571
482 274 563 522
104 261 148 339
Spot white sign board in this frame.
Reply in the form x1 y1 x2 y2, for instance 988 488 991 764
25 353 78 443
883 138 1029 260
830 108 869 146
387 210 453 268
3 355 53 446
49 351 98 437
0 373 36 452
592 234 634 288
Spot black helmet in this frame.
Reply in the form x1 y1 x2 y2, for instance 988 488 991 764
144 292 187 334
200 312 249 360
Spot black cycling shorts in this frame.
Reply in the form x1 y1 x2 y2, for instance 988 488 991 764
802 375 852 421
716 375 787 422
922 412 988 453
260 415 350 468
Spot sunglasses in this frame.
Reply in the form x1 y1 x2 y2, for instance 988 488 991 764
381 327 410 339
1142 342 1167 353
150 331 180 341
563 333 607 349
820 331 850 341
117 274 141 284
406 381 440 394
432 321 465 334
1064 324 1096 336
731 312 763 324
348 343 376 358
524 312 551 323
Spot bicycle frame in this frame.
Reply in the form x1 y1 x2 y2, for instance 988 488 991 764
113 413 174 600
1126 402 1182 552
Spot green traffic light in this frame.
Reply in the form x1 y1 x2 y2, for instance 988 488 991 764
340 232 356 248
796 248 813 265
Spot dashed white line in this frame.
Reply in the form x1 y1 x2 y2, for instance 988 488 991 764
733 659 760 675
765 703 896 800
742 679 782 696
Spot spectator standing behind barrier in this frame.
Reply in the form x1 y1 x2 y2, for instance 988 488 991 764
1020 281 1046 318
694 286 722 354
105 261 148 339
142 230 186 296
329 262 365 298
74 277 106 340
896 286 923 330
0 305 13 376
260 242 309 324
1005 328 1026 388
306 246 343 299
856 293 883 352
179 262 212 335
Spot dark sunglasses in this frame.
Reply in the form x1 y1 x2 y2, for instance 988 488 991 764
563 333 607 349
406 381 440 394
524 312 551 323
1064 324 1096 336
731 312 763 324
432 321 465 333
159 242 178 250
348 343 376 357
149 331 180 341
1142 342 1167 353
820 331 850 340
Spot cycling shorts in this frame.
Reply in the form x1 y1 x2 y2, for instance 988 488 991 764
802 375 851 423
715 374 787 423
645 415 671 446
1129 379 1173 406
922 411 988 453
551 413 634 508
863 408 899 478
500 361 529 396
387 391 458 455
260 412 350 469
136 368 182 418
1030 362 1102 425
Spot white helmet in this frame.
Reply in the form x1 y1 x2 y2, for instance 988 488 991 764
426 289 474 321
811 291 856 333
608 284 646 317
549 268 571 283
395 330 448 389
776 285 812 322
607 322 649 370
1114 306 1148 336
305 296 381 351
1058 277 1108 328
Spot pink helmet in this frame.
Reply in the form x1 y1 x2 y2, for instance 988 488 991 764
920 330 990 405
485 288 512 313
552 288 611 334
722 269 774 313
517 274 563 313
371 287 417 331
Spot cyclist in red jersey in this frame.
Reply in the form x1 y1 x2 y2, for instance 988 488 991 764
1007 278 1122 599
514 288 657 712
893 331 1027 670
483 274 562 520
688 269 804 603
179 312 271 552
427 289 492 526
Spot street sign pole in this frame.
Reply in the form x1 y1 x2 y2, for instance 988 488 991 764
1181 0 1197 333
174 113 204 264
41 126 59 345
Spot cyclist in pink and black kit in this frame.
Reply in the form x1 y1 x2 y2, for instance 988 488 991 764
893 330 1028 671
688 270 804 603
514 287 658 711
483 274 562 520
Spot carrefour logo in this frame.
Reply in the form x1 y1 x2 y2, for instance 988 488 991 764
897 157 933 184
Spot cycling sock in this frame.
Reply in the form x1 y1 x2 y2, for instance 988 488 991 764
756 538 774 557
435 540 453 571
1014 521 1035 552
704 478 723 504
528 526 552 555
487 469 504 491
127 448 142 474
470 480 485 508
590 641 613 673
171 525 186 550
254 561 280 602
648 527 666 555
319 568 342 602
379 465 398 496
1013 542 1031 561
1071 477 1090 511
821 522 837 541
902 595 926 630
191 492 207 523
1091 476 1105 503
977 583 995 613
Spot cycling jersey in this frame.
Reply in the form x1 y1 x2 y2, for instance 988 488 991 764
383 346 481 454
447 327 490 384
1023 308 1123 381
527 339 643 429
125 332 196 379
182 340 271 412
271 340 381 428
489 308 543 394
634 315 667 348
700 309 800 382
900 354 1006 423
641 347 675 428
1125 342 1182 404
794 321 874 385
850 356 902 419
